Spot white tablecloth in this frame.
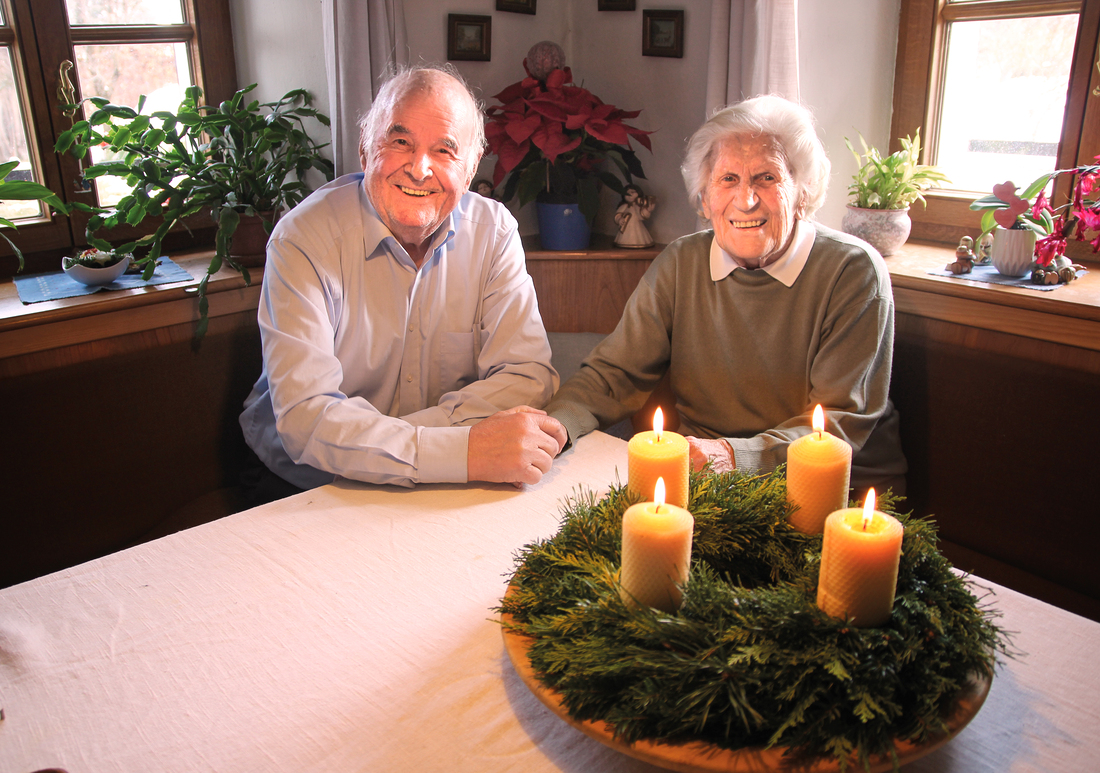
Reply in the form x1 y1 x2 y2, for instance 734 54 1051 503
1 431 1097 772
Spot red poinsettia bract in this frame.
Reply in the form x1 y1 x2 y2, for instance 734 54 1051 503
484 66 651 215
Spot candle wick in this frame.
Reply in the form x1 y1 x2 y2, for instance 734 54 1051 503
816 429 822 441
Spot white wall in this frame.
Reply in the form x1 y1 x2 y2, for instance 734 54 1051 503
229 0 901 238
799 0 901 230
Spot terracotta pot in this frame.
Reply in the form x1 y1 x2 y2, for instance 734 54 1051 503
229 211 276 267
990 227 1037 277
841 205 912 257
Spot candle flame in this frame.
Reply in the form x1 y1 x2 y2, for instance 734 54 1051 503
653 407 664 441
862 488 876 530
654 477 666 509
812 404 824 439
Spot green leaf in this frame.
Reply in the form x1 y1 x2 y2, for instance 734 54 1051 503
125 201 147 226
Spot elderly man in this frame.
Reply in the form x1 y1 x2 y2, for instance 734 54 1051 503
547 95 906 494
240 64 566 495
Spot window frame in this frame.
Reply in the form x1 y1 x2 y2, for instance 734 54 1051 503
0 0 236 277
892 0 1100 259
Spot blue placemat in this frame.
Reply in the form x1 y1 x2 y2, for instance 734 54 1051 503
927 262 1087 290
14 257 195 304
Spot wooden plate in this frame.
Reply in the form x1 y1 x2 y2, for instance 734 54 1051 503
501 604 991 772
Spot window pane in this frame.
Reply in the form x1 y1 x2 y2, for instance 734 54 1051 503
66 0 184 26
0 47 45 221
936 14 1079 193
74 42 192 205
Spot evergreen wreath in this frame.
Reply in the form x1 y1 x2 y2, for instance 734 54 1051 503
499 468 1008 772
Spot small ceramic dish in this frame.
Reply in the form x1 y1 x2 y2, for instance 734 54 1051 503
62 253 131 286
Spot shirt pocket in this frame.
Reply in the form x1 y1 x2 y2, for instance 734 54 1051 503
439 331 478 392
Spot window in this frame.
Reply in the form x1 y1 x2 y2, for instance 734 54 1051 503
0 0 236 277
892 0 1100 260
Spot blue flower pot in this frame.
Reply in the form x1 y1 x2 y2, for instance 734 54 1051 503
536 202 591 251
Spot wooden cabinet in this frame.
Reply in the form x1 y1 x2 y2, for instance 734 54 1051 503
523 235 661 333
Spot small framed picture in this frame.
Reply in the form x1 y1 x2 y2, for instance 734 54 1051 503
642 10 684 58
598 0 636 9
448 15 491 62
497 0 536 14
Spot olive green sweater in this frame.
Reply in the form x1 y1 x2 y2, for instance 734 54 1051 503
546 224 907 492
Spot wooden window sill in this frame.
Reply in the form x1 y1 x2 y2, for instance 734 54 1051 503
2 240 1097 367
0 250 263 368
887 241 1100 353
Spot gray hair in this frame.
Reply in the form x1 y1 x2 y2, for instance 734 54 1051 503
681 95 830 220
358 63 486 183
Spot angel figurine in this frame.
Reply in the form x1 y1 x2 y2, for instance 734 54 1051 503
613 184 656 249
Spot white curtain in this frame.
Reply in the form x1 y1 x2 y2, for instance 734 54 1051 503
705 0 800 116
322 0 408 176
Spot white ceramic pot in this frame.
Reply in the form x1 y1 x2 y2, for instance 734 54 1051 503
991 227 1037 277
841 206 911 257
63 255 131 286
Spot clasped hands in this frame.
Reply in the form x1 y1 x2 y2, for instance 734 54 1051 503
467 406 568 487
467 410 735 486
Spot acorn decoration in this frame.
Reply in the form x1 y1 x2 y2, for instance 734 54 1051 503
1031 256 1084 285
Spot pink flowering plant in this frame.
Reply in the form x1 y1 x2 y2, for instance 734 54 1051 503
971 156 1100 268
484 63 652 224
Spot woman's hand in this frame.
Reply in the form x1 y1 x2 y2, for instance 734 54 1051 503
685 436 735 473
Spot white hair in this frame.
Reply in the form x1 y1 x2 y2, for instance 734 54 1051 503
358 63 486 184
681 95 830 220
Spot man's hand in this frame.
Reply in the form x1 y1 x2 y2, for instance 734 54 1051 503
686 436 735 474
468 406 568 486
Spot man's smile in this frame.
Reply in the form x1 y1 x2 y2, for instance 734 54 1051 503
399 186 434 197
732 219 766 229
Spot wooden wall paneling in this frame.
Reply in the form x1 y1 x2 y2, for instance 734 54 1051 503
526 256 655 333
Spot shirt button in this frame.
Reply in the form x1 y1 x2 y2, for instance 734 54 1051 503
406 375 414 382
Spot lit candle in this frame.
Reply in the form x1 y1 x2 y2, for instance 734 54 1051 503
628 407 690 509
619 477 695 612
786 405 853 534
816 489 904 627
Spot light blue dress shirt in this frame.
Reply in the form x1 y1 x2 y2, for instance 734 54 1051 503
240 174 558 488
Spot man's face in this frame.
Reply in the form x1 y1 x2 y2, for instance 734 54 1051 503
700 134 799 269
363 80 478 260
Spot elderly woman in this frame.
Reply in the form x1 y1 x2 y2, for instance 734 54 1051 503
546 95 907 493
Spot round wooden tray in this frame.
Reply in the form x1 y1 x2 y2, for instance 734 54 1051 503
501 604 991 773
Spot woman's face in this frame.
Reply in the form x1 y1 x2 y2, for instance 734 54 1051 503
700 134 799 268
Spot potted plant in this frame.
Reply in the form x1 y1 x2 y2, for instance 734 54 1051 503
970 158 1099 281
56 83 334 336
0 161 71 271
841 130 949 256
484 42 651 250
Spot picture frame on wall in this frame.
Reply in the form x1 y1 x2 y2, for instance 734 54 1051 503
447 15 491 61
642 10 684 58
598 0 636 10
497 0 536 14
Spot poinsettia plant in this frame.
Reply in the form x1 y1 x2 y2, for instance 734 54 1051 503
484 64 652 224
971 156 1100 267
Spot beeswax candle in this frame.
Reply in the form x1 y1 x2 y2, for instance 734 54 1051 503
628 407 690 509
619 478 695 612
786 405 853 534
817 489 903 627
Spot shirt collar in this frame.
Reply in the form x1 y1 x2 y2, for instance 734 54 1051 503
357 176 457 264
709 219 816 287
